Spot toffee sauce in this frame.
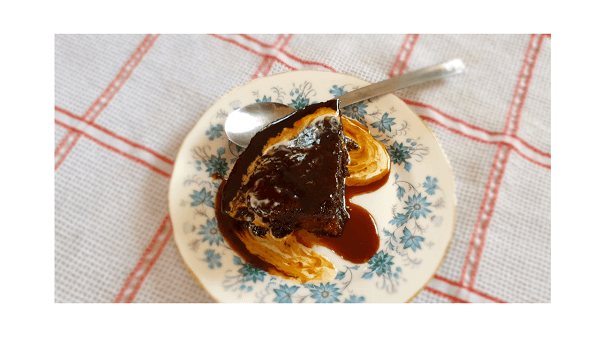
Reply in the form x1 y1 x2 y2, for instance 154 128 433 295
295 172 388 264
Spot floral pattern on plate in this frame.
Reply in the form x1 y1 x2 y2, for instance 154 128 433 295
169 71 455 303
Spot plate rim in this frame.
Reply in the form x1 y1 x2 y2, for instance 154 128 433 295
168 69 457 303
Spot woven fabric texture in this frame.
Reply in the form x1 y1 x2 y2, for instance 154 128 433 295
54 34 551 303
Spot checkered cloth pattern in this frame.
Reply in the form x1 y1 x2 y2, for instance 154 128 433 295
55 34 551 303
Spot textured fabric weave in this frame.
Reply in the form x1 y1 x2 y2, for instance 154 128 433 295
54 34 551 303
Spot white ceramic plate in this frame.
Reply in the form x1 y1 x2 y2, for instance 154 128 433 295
169 70 456 303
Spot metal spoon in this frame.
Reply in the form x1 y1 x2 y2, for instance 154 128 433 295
225 59 465 148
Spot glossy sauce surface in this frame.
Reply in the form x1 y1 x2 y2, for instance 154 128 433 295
296 172 389 264
215 182 282 277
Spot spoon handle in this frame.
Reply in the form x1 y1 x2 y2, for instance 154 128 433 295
337 59 466 108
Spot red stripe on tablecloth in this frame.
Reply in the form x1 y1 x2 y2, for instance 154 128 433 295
114 215 170 303
88 35 158 121
55 133 80 170
55 127 74 156
92 34 160 124
461 35 534 285
459 144 505 285
510 146 550 169
250 56 270 80
249 34 286 80
400 67 549 159
389 35 411 78
514 135 550 158
395 39 549 166
279 34 294 51
278 49 336 72
502 34 535 135
56 35 155 154
271 34 285 48
239 34 276 48
511 34 544 135
263 34 292 76
210 34 335 72
433 275 506 303
209 34 296 70
263 57 276 77
419 116 551 169
405 99 504 137
398 34 419 75
461 35 543 288
467 35 545 288
261 34 293 76
55 106 174 165
543 34 551 39
467 149 513 289
419 115 494 144
210 34 264 57
55 120 171 178
125 219 173 303
424 286 469 303
55 34 160 170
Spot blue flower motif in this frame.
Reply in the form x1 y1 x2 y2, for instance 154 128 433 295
344 295 365 303
309 282 342 303
362 250 394 279
205 124 224 140
370 112 396 132
423 176 439 195
342 101 368 121
203 148 229 177
203 249 222 269
197 218 223 246
273 284 300 303
255 95 272 103
399 227 425 252
239 263 266 283
190 188 215 208
389 213 409 227
195 160 202 171
289 96 311 110
388 141 412 166
329 85 348 97
404 193 432 219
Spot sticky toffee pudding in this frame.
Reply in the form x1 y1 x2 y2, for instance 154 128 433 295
217 99 390 283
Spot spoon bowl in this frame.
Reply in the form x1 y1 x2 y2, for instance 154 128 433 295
225 102 294 148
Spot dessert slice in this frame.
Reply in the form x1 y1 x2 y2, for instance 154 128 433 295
217 99 391 283
221 100 350 239
218 100 349 282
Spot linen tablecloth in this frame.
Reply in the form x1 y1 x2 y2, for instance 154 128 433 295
54 34 551 303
